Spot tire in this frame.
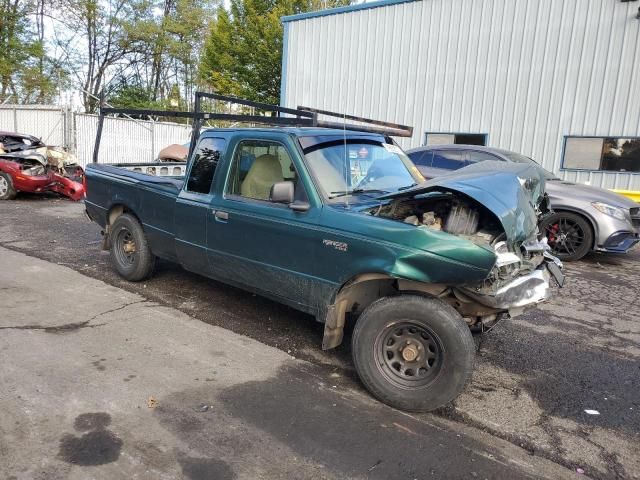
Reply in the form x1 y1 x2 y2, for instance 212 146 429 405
109 213 155 281
540 211 593 261
352 295 475 412
0 173 17 200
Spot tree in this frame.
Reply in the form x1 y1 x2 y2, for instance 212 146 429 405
53 0 142 112
112 0 216 109
199 0 350 105
0 0 66 103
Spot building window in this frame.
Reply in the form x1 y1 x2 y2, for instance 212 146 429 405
563 137 640 173
425 132 487 146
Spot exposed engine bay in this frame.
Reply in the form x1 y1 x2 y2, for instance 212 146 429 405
366 190 562 326
369 192 504 247
8 155 85 182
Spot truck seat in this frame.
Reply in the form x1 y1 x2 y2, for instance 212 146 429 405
240 154 283 200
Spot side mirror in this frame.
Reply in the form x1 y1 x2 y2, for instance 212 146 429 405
270 181 294 204
289 200 310 212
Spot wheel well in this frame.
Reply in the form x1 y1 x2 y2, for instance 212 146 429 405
321 274 449 350
103 204 140 249
107 205 125 226
107 204 143 226
549 208 597 249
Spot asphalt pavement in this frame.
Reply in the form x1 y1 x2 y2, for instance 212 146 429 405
0 195 639 479
0 246 576 479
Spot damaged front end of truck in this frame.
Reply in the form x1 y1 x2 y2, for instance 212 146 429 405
374 161 564 327
322 161 564 350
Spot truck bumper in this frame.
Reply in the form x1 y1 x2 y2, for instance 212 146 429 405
460 255 563 312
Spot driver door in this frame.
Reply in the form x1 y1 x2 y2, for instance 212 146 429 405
207 135 321 309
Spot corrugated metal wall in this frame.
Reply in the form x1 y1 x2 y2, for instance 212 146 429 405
282 0 640 190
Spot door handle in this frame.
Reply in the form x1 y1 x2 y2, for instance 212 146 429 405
214 210 229 221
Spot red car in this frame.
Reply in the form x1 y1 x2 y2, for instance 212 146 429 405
0 131 85 201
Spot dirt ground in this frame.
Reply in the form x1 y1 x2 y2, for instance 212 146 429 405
0 195 638 479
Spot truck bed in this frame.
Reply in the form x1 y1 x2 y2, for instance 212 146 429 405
88 164 185 192
84 163 183 261
108 162 188 178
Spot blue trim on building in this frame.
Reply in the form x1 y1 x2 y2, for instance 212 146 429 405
281 0 418 23
280 22 290 107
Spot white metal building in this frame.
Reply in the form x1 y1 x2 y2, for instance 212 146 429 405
280 0 640 191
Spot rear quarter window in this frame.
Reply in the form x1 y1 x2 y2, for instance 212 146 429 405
186 137 227 194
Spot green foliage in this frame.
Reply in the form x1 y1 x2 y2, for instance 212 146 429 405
199 0 350 105
108 82 185 110
0 0 66 102
120 0 216 110
1 0 348 109
108 84 157 109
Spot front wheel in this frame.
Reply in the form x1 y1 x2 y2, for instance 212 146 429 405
0 173 17 200
109 213 156 281
352 295 475 412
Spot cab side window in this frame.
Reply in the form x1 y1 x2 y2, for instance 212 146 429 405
186 137 226 194
227 140 305 202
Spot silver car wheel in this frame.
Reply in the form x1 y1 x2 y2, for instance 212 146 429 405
0 176 8 196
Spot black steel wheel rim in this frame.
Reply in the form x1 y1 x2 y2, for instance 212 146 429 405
114 228 137 266
545 217 585 256
374 321 444 388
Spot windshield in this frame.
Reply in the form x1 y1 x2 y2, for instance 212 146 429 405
499 151 559 180
303 141 424 200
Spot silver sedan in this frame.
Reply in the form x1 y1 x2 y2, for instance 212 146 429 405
406 144 640 261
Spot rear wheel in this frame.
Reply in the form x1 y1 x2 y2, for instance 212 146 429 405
109 213 155 281
0 173 17 200
540 212 593 261
352 295 475 412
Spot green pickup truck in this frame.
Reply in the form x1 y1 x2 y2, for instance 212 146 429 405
85 95 563 411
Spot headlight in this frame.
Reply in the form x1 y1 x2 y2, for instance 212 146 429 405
493 241 521 267
591 202 628 221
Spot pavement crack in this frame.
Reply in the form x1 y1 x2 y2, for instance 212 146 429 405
0 320 104 334
86 299 147 323
0 239 25 246
0 300 147 333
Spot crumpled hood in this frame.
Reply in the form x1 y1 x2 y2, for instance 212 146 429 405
0 146 78 168
380 161 546 245
546 179 639 209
